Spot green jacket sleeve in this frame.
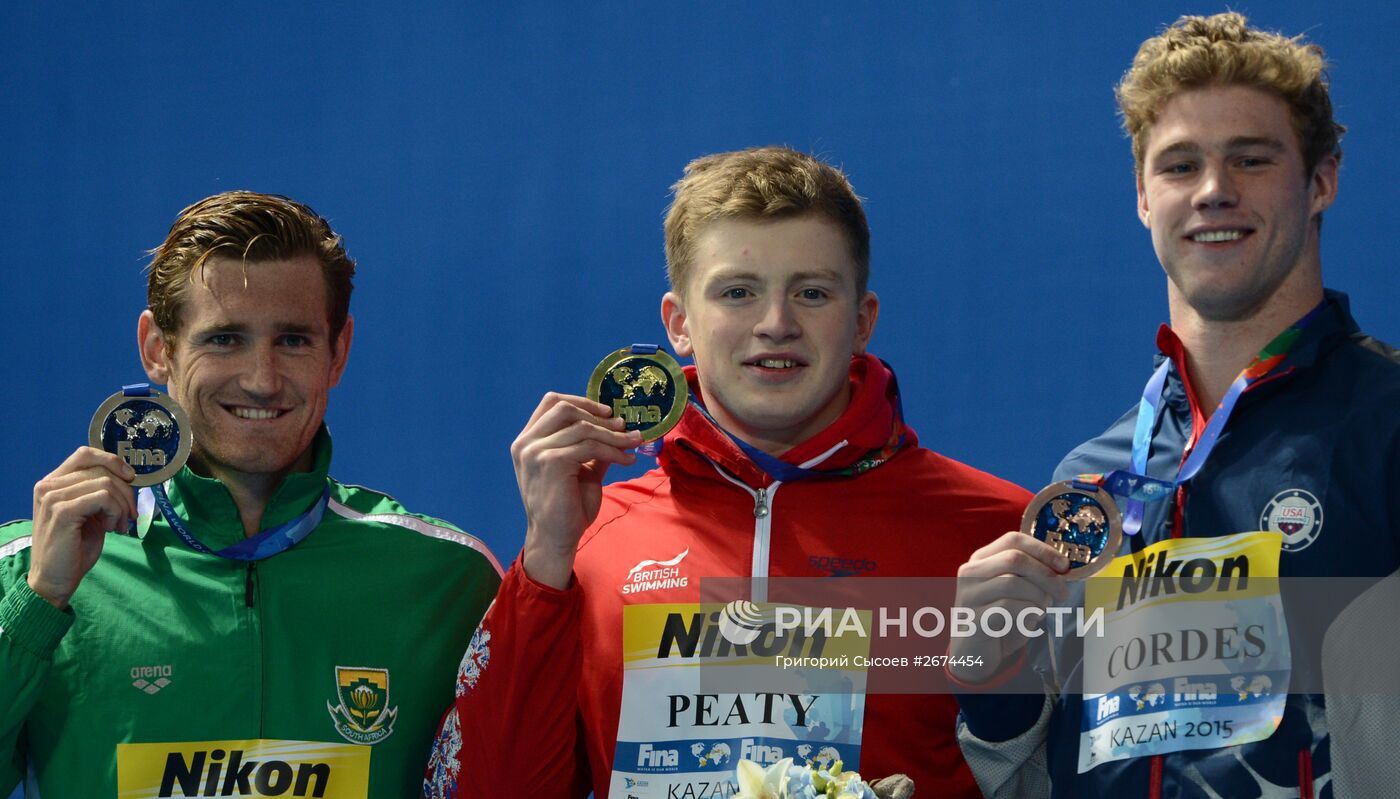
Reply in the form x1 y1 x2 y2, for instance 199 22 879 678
0 533 75 793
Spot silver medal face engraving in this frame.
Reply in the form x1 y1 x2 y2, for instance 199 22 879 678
587 348 688 442
88 389 193 487
1020 481 1124 580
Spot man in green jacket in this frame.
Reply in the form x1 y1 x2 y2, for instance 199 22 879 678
0 191 502 798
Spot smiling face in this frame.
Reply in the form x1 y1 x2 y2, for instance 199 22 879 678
1137 84 1338 324
661 215 878 455
139 254 353 487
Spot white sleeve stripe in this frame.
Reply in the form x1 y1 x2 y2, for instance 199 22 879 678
0 537 34 560
326 499 504 576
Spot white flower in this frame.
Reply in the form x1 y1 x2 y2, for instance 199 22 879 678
736 757 795 799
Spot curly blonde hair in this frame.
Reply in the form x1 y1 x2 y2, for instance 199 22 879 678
663 146 869 297
1117 12 1345 175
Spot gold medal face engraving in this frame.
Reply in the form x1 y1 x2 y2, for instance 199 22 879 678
88 389 193 487
587 348 688 442
1020 481 1124 580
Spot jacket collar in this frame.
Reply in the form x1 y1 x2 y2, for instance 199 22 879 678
1152 289 1358 419
658 353 917 488
144 427 333 549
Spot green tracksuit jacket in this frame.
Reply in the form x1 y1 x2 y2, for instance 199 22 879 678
0 432 501 798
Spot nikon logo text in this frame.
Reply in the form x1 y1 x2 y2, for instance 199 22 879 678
657 611 826 659
1117 551 1249 611
160 748 329 797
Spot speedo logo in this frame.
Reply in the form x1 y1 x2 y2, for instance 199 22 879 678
656 610 826 659
622 548 690 595
1117 550 1250 611
808 555 877 576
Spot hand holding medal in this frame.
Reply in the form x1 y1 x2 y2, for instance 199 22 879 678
27 383 193 609
515 345 685 591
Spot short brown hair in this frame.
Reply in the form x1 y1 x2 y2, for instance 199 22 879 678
1117 12 1345 175
146 191 356 342
663 146 870 296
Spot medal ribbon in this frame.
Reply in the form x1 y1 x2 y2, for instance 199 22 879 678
142 482 329 561
627 344 670 458
687 359 909 483
1084 300 1327 535
115 381 329 559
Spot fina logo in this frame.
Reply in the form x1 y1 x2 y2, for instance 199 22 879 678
1260 489 1324 552
717 600 770 646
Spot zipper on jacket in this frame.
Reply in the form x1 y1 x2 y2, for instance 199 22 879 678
703 439 848 603
245 563 256 608
704 462 780 602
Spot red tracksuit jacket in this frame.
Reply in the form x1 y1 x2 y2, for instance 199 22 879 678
425 355 1029 798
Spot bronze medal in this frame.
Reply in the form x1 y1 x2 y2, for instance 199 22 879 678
1020 480 1124 579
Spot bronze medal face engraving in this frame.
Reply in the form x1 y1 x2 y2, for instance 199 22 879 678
587 348 688 442
1020 481 1124 580
88 389 193 487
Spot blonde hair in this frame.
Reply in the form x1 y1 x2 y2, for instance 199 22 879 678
1117 12 1345 175
663 146 869 296
146 191 356 343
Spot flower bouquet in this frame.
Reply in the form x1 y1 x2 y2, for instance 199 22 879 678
733 757 914 799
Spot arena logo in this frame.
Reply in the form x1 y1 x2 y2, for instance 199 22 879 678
1260 489 1323 552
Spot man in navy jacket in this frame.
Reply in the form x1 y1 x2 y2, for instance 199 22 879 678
949 12 1400 799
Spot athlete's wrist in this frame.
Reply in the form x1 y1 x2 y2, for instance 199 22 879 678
522 537 577 591
26 569 73 611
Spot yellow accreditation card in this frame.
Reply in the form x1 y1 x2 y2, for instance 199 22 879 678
117 739 370 799
611 601 872 799
1077 531 1288 773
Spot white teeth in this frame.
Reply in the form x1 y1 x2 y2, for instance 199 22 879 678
756 359 797 368
1192 230 1245 243
231 407 281 420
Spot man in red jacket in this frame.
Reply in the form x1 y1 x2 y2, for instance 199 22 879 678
424 146 1029 798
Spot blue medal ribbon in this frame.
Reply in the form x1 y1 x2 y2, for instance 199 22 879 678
1099 300 1327 535
687 360 909 484
688 399 824 482
115 380 328 558
626 344 668 458
142 482 329 560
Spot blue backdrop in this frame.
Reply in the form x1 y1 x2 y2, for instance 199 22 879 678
3 2 1396 567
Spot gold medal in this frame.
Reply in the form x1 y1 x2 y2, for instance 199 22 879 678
89 385 193 487
1020 481 1124 580
587 345 687 442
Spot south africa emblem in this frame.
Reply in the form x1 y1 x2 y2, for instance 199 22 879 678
88 384 192 487
326 666 399 744
1021 481 1124 579
587 345 687 442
